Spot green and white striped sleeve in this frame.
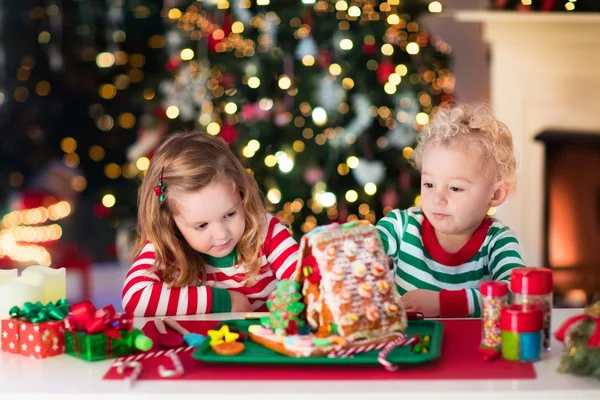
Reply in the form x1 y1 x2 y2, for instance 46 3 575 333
488 226 525 282
375 209 406 259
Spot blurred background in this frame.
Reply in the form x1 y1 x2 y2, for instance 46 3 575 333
1 0 598 311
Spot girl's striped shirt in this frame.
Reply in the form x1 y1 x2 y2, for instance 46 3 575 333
122 213 299 316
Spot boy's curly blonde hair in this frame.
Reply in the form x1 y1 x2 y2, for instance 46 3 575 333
412 104 518 191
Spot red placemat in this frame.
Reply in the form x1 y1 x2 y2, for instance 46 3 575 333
103 319 536 381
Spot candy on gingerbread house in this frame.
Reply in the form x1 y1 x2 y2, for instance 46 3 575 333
250 221 407 357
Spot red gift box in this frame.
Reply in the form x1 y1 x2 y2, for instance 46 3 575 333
1 318 65 359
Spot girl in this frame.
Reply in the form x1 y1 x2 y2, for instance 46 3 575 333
122 131 299 316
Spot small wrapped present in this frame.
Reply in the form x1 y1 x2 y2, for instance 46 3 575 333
0 299 69 359
554 301 600 379
63 301 143 361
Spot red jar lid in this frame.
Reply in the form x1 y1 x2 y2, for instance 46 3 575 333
480 281 509 297
500 304 544 333
510 268 553 295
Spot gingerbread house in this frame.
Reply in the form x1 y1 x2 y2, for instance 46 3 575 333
248 221 407 357
296 220 407 343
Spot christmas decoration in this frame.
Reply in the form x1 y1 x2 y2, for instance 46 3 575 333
555 302 600 379
0 2 167 261
63 301 151 361
138 0 453 237
0 298 69 359
1 1 453 252
491 0 600 11
261 280 306 335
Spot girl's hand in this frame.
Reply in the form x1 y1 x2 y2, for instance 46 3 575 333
229 290 252 312
401 289 440 317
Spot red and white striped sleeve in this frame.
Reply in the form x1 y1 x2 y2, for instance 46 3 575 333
263 214 299 280
121 242 216 317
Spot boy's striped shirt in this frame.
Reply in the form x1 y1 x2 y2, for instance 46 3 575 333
376 207 525 317
122 213 299 317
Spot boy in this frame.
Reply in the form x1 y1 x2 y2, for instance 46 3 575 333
377 104 525 317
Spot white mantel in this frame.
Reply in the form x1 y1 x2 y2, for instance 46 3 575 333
454 11 600 267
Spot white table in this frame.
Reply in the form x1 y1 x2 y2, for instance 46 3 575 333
1 309 599 400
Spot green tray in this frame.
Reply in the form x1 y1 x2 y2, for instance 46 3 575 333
192 319 443 365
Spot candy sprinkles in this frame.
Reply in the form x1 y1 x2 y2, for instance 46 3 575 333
480 281 509 350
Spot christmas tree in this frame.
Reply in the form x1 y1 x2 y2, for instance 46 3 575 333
0 1 165 263
134 0 453 237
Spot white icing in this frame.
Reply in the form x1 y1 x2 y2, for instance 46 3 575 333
351 260 367 278
295 223 407 344
342 240 357 257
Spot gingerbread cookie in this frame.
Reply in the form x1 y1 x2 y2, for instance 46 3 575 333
212 341 245 356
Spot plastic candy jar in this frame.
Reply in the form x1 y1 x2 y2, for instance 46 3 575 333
500 304 544 362
510 268 553 351
480 281 509 349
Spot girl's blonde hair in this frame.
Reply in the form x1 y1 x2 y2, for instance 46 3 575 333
412 104 518 191
131 131 267 287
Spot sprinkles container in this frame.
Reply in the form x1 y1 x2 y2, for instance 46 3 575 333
500 304 543 362
480 281 509 349
510 268 553 351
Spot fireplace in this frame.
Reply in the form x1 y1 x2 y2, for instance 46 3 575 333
455 11 600 307
536 131 600 306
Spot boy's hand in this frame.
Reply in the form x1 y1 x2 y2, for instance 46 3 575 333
229 290 252 313
401 289 440 318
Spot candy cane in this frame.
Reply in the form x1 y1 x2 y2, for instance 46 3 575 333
114 360 143 388
377 334 419 372
158 353 185 379
111 346 194 366
327 342 387 358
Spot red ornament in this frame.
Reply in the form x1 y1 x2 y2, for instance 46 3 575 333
207 13 233 53
362 43 376 55
166 57 181 72
12 189 60 211
541 0 555 11
221 72 236 87
318 49 332 69
220 123 239 144
151 106 167 120
93 204 112 219
377 60 395 85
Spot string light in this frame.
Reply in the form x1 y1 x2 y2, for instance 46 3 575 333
267 188 281 204
428 2 443 13
10 0 457 236
364 183 377 195
346 156 359 169
102 194 116 208
406 42 420 54
345 190 358 203
311 107 327 126
0 201 71 266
